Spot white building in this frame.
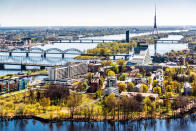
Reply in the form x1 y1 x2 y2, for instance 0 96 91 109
126 44 152 66
49 62 88 81
184 82 192 96
104 87 119 96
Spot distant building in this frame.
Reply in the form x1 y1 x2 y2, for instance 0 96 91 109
126 30 130 43
120 92 158 99
106 76 117 87
188 43 196 54
127 77 147 85
88 72 100 93
48 62 88 81
104 87 119 96
104 76 119 96
22 38 31 45
184 82 192 96
133 84 143 92
126 43 152 66
88 63 101 73
0 78 28 94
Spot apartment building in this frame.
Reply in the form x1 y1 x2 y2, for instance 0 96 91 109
49 62 88 81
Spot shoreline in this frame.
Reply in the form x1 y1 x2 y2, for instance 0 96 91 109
1 108 195 123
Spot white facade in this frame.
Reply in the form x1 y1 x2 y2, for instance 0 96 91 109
127 48 152 66
184 82 192 96
48 63 88 81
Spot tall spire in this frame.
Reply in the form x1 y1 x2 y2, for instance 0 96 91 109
154 4 157 29
153 4 158 56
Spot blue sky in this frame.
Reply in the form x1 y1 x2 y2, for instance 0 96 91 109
0 0 195 26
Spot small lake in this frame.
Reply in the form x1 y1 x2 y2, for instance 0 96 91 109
1 114 196 131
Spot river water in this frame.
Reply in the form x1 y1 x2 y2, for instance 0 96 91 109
1 114 196 131
0 30 188 77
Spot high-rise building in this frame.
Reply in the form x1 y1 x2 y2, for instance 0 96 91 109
126 30 130 43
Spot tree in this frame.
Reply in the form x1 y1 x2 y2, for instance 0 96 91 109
99 76 105 87
153 86 162 95
119 73 128 81
173 96 188 111
136 73 142 78
127 82 134 92
141 84 148 93
45 85 70 105
143 96 151 112
107 70 115 77
116 59 126 72
128 97 139 118
148 77 152 85
105 94 117 119
86 72 93 85
118 82 127 93
77 81 88 92
101 60 113 67
67 93 82 118
152 80 158 87
166 85 172 92
40 98 50 112
143 104 148 113
140 68 146 77
36 90 41 102
96 88 102 98
111 63 119 74
192 81 196 96
135 94 143 103
15 103 25 115
120 95 129 120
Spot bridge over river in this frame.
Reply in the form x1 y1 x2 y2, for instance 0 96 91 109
0 47 84 58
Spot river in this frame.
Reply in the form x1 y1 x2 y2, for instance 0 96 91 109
1 114 196 131
0 30 188 77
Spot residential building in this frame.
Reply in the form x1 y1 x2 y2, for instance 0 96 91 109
133 84 143 92
120 92 158 99
104 76 119 96
88 63 101 73
49 62 88 81
106 76 117 87
188 43 196 53
184 82 192 96
104 87 119 96
88 72 100 93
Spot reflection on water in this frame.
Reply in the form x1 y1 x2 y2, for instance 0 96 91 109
0 114 196 131
149 43 188 56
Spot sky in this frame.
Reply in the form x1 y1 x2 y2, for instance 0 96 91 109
0 0 196 26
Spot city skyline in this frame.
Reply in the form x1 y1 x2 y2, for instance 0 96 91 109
0 0 196 26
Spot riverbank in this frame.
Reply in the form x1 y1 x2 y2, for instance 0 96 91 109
0 70 48 80
0 106 195 123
